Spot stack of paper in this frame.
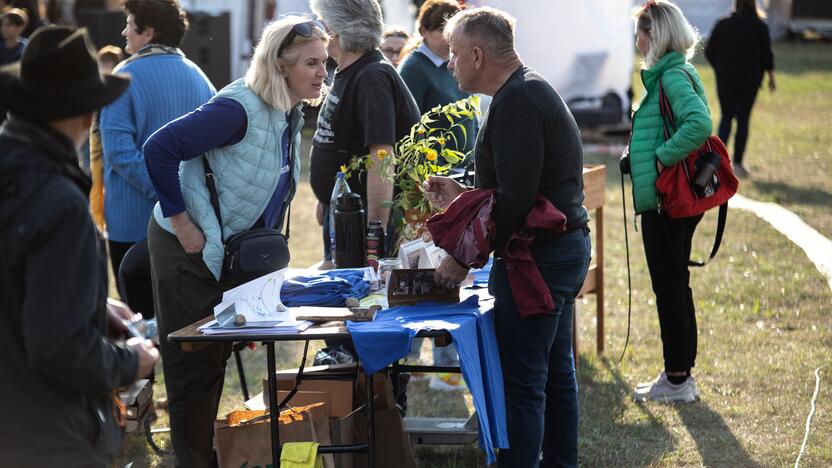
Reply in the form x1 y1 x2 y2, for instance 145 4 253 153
198 319 312 336
213 269 289 327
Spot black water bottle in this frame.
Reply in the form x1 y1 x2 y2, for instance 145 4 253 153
694 151 721 189
334 193 367 268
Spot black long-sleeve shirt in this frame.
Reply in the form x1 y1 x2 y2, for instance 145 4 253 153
475 66 589 254
705 13 775 88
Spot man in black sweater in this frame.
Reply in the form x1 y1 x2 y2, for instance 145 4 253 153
424 7 590 468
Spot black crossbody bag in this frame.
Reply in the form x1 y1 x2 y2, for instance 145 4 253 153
203 157 290 284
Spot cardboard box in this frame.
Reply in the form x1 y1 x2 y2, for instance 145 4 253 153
215 403 334 468
263 374 354 418
262 365 402 468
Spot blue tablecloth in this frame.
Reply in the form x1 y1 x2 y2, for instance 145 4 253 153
346 296 508 464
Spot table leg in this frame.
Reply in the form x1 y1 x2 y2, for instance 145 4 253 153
266 341 280 468
391 361 401 400
366 369 376 468
233 345 250 401
596 205 605 354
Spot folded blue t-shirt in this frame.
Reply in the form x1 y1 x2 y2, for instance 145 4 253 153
280 269 369 307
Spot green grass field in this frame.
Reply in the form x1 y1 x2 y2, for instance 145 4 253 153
119 40 832 467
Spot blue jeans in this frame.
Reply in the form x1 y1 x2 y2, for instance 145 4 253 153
490 228 591 468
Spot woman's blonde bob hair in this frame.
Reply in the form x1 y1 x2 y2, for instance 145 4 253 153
245 16 328 112
633 1 699 69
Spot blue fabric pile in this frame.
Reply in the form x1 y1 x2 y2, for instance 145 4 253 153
280 269 370 307
346 296 508 464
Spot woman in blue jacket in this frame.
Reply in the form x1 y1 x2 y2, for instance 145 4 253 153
143 17 328 467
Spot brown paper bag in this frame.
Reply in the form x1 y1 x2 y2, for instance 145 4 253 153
215 403 334 468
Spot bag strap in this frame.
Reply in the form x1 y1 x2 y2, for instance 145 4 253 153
688 202 727 267
202 157 291 241
658 67 698 140
658 202 728 268
203 157 224 235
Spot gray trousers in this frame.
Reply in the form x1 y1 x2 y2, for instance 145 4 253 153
148 218 233 468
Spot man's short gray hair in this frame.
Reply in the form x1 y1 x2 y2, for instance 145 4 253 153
311 0 383 53
443 7 516 58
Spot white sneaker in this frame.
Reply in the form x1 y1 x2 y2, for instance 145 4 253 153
637 372 700 399
634 373 696 403
689 375 700 399
636 371 667 389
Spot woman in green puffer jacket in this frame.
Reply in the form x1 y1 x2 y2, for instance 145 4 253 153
625 0 711 404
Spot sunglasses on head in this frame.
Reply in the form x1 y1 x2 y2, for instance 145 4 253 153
278 20 326 57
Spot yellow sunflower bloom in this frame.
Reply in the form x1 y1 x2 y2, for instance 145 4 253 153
376 148 388 160
340 164 348 173
426 149 438 161
437 137 446 145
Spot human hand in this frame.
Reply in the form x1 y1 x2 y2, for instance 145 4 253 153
434 255 469 289
170 212 205 254
127 337 159 381
316 201 325 226
106 298 139 339
422 176 466 210
768 79 776 93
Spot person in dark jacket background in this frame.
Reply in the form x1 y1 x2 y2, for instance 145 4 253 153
0 26 158 467
705 0 775 177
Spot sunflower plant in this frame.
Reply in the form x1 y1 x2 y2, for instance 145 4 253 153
342 95 481 220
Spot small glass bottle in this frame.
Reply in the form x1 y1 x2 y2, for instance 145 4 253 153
366 220 385 270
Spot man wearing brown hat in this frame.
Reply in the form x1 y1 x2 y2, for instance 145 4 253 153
0 26 159 466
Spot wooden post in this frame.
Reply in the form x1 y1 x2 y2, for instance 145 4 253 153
578 165 606 357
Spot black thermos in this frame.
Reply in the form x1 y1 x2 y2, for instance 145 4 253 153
694 152 721 189
334 193 367 268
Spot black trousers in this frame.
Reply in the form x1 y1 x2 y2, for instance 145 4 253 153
108 239 134 293
716 81 760 165
117 239 156 319
640 210 702 374
148 218 233 468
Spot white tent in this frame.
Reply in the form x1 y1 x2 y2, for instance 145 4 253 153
184 0 635 124
472 0 634 123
